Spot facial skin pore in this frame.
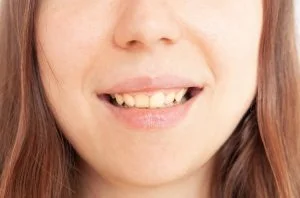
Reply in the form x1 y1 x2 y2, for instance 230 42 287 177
36 0 262 197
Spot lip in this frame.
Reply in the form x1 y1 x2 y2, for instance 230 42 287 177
97 75 204 130
101 75 202 94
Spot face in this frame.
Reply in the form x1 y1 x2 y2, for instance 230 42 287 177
36 0 262 186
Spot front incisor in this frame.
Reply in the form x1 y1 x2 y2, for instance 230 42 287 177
150 92 165 108
134 94 149 108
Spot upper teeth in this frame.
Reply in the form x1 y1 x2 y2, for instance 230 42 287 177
111 89 188 108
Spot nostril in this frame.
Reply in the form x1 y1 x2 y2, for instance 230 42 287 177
126 38 173 48
160 37 173 45
124 40 146 49
127 40 139 46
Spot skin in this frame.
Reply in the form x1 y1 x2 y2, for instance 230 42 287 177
35 0 262 197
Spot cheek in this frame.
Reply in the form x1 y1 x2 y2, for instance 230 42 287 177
174 0 262 161
35 2 114 129
179 0 262 79
210 6 261 123
35 1 115 89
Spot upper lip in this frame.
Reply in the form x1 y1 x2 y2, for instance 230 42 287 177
100 75 204 94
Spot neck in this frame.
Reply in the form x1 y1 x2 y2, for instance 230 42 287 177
76 159 213 198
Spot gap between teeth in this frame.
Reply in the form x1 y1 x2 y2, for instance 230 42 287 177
111 89 188 108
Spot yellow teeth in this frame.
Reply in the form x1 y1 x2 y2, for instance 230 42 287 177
110 89 188 108
149 92 165 108
123 94 135 107
115 94 124 105
135 94 149 108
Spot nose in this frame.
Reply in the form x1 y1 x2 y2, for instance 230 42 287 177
113 1 182 50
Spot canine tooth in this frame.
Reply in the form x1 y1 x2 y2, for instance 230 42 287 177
115 94 124 105
181 96 188 103
150 92 165 108
165 92 175 104
175 89 187 102
135 94 149 108
123 94 135 107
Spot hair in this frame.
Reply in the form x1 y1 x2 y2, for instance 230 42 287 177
0 0 299 197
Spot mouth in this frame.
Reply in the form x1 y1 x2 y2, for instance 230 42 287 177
96 76 205 129
99 87 202 109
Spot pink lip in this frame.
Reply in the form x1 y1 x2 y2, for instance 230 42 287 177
97 76 204 130
101 75 202 94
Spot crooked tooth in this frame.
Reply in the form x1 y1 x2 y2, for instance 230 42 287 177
150 92 165 108
181 96 188 104
175 89 187 103
123 94 135 107
165 92 175 104
113 89 188 108
115 94 124 105
135 94 149 108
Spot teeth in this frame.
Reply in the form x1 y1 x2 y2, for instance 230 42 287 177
175 89 187 103
111 89 188 108
181 96 188 103
149 92 165 108
123 94 135 107
165 92 176 105
134 94 149 108
115 94 124 105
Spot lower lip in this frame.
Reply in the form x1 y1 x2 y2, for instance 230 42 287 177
98 92 202 130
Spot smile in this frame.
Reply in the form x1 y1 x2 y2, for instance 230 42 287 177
103 87 201 109
97 76 204 129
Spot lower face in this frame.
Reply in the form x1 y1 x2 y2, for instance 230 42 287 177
36 0 262 186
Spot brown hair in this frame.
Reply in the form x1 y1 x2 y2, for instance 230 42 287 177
0 0 299 197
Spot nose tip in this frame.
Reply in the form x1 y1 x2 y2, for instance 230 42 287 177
113 2 182 50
